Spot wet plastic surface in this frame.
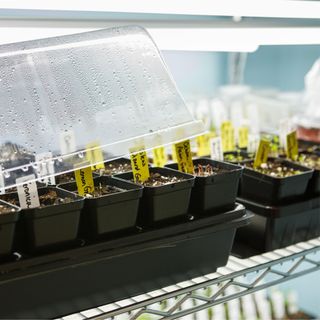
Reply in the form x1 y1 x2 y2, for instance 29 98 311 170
0 204 249 318
0 26 204 190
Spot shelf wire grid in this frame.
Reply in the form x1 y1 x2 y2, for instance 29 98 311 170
60 237 320 320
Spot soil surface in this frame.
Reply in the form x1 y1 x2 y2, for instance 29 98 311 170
224 153 253 163
193 164 228 177
84 184 124 198
137 172 184 187
1 190 73 208
245 160 302 178
298 153 320 170
56 172 75 184
0 204 16 214
102 161 132 175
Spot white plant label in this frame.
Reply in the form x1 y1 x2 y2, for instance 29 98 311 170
247 134 260 153
16 174 40 209
212 302 226 320
35 152 56 185
279 118 293 149
270 290 285 319
242 294 257 320
59 130 76 155
210 137 223 161
0 168 5 194
287 290 299 315
226 286 240 320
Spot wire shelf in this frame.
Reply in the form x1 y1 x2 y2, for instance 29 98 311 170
59 237 320 320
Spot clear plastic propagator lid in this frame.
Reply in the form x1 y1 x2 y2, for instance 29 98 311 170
0 25 204 190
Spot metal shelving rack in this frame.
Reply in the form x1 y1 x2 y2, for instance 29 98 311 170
60 237 320 320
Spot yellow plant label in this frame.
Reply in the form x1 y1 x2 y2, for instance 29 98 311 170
130 151 150 183
221 121 235 152
74 165 95 196
286 131 299 160
196 133 214 157
253 139 271 168
152 146 167 167
174 140 194 174
86 141 105 170
238 126 249 149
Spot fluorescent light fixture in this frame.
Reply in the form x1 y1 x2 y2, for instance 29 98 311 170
1 0 320 19
1 26 320 52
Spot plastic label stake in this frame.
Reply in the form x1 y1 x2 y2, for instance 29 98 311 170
174 140 194 174
152 146 167 167
0 168 5 194
196 133 214 156
130 151 150 183
86 141 105 170
16 174 40 209
279 118 293 149
221 121 235 152
253 139 270 168
210 136 223 161
286 131 299 161
238 126 249 148
247 134 260 153
74 165 95 196
35 152 56 185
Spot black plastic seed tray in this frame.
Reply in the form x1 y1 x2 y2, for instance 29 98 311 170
239 158 314 204
234 196 320 257
0 187 84 253
59 176 143 239
298 152 320 195
116 167 195 226
0 204 249 318
0 200 20 257
166 158 242 214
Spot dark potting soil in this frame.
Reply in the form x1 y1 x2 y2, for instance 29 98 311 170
0 204 16 214
84 184 124 198
193 164 228 177
224 154 251 162
1 190 73 208
298 153 320 170
103 162 132 175
245 160 301 178
56 172 76 184
134 172 185 187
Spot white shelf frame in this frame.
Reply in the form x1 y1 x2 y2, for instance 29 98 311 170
59 238 320 320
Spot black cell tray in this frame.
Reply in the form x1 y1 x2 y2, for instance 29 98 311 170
0 204 249 318
116 167 195 226
234 196 320 257
166 158 243 214
0 200 20 257
1 187 84 252
239 158 314 204
59 176 143 239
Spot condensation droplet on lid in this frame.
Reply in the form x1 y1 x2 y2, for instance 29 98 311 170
31 163 38 170
57 157 63 163
3 171 10 179
21 166 29 172
78 152 84 159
